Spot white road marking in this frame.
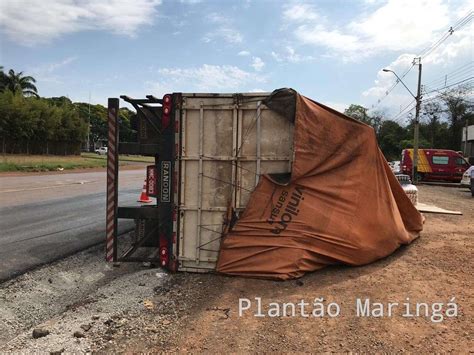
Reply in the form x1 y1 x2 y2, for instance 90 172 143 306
0 180 98 193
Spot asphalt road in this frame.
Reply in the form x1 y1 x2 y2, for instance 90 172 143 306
0 168 150 281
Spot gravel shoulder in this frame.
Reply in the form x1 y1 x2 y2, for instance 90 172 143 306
0 185 472 353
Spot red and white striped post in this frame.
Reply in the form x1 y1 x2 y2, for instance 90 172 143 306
106 98 119 262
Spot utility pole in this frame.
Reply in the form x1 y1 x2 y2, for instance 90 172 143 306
87 91 91 152
464 117 469 155
412 57 422 184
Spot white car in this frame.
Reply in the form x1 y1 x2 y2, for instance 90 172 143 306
460 165 473 188
390 161 401 173
95 147 108 155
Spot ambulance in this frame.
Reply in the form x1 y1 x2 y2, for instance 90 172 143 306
401 149 470 182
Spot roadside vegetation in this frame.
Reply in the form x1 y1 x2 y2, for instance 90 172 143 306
0 66 472 164
343 85 473 161
0 67 135 156
0 154 153 172
0 154 106 172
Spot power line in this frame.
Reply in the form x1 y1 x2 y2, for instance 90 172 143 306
388 77 473 124
391 99 417 123
419 10 473 59
370 64 415 110
424 69 472 90
368 10 473 110
423 61 473 88
424 77 473 95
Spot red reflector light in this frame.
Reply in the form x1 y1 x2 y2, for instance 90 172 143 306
162 94 172 129
159 246 168 267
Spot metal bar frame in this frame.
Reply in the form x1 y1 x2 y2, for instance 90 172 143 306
256 101 262 185
195 102 204 264
179 109 186 261
107 96 167 263
106 98 119 262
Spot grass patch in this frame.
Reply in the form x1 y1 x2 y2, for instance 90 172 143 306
0 154 106 172
81 152 154 163
0 153 152 172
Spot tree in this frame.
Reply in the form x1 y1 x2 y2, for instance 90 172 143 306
0 90 88 154
344 104 370 123
420 101 451 149
439 85 473 150
377 120 408 160
0 66 6 91
74 102 107 147
1 69 38 97
119 107 136 142
344 104 382 134
421 102 442 147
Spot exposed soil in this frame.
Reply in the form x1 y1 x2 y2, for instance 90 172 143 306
1 185 472 353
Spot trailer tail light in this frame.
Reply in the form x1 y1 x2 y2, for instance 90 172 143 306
160 247 168 267
159 232 169 267
162 94 172 129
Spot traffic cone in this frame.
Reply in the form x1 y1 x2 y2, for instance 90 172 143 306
138 178 152 203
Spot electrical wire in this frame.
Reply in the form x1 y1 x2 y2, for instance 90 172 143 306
419 10 473 59
388 76 473 124
390 99 417 123
423 62 473 89
368 10 473 111
424 77 473 95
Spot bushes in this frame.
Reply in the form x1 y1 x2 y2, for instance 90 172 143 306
0 91 87 155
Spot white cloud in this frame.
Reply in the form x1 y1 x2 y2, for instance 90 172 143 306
363 17 473 112
46 56 77 73
149 64 266 94
362 53 419 114
350 0 449 51
29 56 78 84
179 0 202 3
203 13 243 44
282 3 319 22
251 57 265 71
420 23 473 65
363 53 416 98
0 0 162 46
207 13 227 24
282 0 468 60
322 101 349 113
271 46 314 63
238 50 251 56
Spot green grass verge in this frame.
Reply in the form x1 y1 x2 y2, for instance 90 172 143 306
0 153 152 172
0 157 106 172
81 152 154 163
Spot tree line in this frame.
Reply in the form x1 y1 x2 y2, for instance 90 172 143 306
0 67 135 155
0 66 472 157
344 85 473 161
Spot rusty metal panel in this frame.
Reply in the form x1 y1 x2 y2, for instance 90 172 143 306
177 94 294 272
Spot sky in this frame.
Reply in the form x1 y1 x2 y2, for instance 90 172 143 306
0 0 472 123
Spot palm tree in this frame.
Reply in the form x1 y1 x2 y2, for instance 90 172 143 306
2 69 38 97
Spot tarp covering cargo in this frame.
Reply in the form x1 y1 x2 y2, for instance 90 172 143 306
216 89 424 280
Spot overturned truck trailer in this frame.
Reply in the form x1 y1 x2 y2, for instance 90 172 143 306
106 89 423 280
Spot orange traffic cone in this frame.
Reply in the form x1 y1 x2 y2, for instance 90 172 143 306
138 178 152 203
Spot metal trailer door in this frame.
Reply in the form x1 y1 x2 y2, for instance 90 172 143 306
177 94 294 272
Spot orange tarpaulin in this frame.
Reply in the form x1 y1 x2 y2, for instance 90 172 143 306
216 89 423 280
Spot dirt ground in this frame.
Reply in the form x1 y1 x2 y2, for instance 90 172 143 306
1 185 472 353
